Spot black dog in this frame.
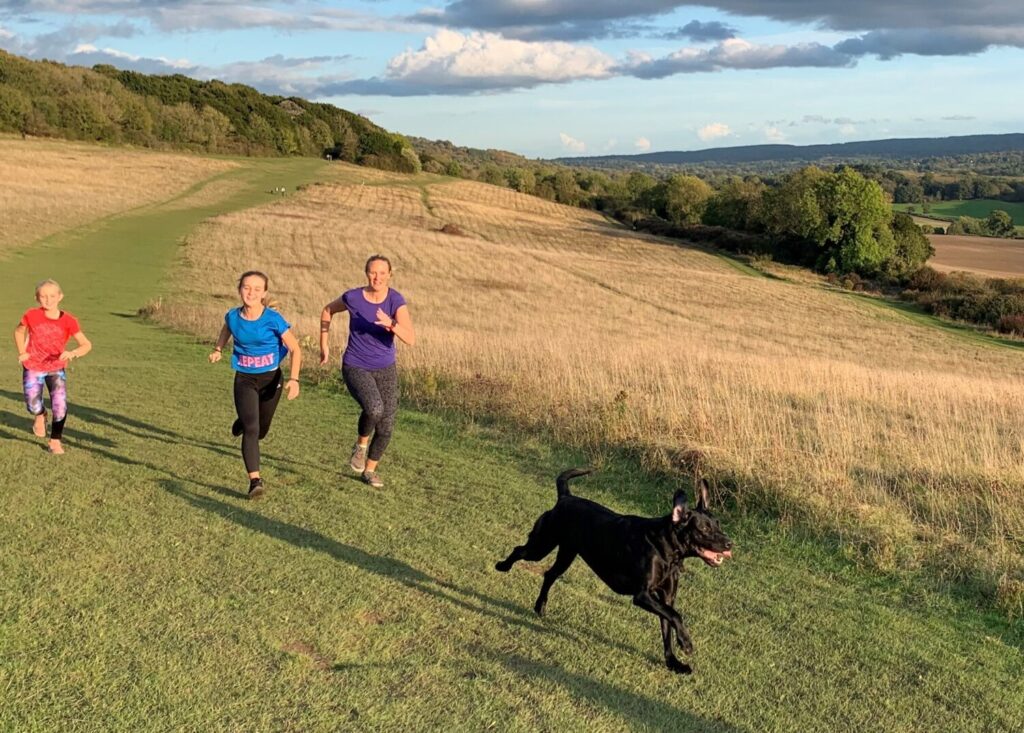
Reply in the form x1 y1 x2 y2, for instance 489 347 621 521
495 468 732 674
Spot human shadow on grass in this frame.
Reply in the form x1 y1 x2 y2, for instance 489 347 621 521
159 478 644 655
490 651 751 733
0 389 327 478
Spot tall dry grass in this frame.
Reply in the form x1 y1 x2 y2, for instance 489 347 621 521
0 137 237 254
154 166 1024 602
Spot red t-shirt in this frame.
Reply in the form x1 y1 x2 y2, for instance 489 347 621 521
20 308 81 372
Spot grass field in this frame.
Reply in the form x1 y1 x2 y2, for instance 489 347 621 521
148 171 1024 603
1 144 1022 730
894 199 1024 230
0 136 238 257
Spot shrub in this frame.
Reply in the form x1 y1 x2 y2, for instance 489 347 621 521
996 314 1024 336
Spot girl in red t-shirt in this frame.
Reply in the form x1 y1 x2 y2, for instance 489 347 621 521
12 279 92 454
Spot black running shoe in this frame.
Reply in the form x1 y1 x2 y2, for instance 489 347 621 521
232 419 243 437
248 477 266 499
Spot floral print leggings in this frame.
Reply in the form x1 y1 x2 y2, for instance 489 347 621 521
23 368 68 440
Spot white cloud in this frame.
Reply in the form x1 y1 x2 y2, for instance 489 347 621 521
386 29 615 87
697 122 731 141
838 123 856 136
602 138 617 151
559 132 586 152
72 43 193 69
634 136 652 151
765 126 785 142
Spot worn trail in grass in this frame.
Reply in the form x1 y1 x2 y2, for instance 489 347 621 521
0 159 1021 731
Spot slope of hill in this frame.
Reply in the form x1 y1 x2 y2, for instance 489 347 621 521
556 133 1024 168
0 139 1020 731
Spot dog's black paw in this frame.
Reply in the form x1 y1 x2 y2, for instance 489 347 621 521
533 601 546 617
495 560 512 572
666 657 693 675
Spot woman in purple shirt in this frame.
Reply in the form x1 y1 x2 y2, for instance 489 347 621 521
319 254 416 488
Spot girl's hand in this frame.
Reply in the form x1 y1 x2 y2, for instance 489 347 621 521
374 308 395 329
285 379 300 400
319 348 329 366
59 351 76 361
18 352 30 364
209 350 222 363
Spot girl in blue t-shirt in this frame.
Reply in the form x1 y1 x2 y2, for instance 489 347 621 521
209 270 302 498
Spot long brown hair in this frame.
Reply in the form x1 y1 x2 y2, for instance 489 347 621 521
237 270 279 309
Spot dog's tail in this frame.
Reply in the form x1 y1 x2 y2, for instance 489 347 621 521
556 467 593 498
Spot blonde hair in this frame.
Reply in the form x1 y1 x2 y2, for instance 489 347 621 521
35 279 62 297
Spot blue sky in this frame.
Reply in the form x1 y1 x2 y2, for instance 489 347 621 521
1 1 1022 158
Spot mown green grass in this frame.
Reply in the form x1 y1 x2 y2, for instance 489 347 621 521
1 157 1022 731
894 199 1024 227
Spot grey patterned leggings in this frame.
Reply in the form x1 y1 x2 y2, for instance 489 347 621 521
342 363 398 462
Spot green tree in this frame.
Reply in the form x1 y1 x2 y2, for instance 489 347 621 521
703 177 766 231
762 166 829 243
663 174 712 225
887 213 935 278
986 209 1015 237
816 167 895 274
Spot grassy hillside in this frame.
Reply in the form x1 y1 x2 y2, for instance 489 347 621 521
148 163 1024 606
1 141 1022 730
0 136 238 256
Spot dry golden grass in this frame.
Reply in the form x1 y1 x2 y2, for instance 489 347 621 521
928 233 1024 278
0 137 237 254
156 167 1024 593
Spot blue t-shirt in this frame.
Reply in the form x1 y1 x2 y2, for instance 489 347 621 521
341 287 407 370
225 307 291 374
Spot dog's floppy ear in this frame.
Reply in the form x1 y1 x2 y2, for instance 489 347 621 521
695 478 710 512
671 489 689 524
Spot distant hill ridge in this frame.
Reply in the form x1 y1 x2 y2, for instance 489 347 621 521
555 133 1024 166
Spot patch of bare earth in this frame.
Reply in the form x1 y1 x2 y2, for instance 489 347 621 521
928 233 1024 278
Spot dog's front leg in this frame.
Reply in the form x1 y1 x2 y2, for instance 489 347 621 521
660 617 692 674
633 590 694 657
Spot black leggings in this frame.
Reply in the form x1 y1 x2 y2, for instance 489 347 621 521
233 369 283 473
342 363 398 462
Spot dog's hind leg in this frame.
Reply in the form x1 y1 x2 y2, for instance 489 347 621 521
495 514 558 572
534 546 577 616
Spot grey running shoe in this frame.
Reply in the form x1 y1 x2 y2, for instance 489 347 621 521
361 470 384 488
349 443 368 472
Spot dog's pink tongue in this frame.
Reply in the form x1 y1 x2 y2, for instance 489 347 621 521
723 550 733 558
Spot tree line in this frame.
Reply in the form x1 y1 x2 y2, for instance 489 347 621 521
0 50 421 172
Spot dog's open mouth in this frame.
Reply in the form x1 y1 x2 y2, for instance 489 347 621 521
696 547 732 567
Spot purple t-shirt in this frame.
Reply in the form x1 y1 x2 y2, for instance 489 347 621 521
341 287 407 370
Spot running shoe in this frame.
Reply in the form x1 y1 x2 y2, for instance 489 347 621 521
361 471 384 488
248 477 266 499
349 442 368 472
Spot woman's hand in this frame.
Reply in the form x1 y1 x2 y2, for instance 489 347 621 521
18 352 30 364
374 308 395 329
58 350 76 361
319 347 330 366
285 378 300 400
209 350 222 363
